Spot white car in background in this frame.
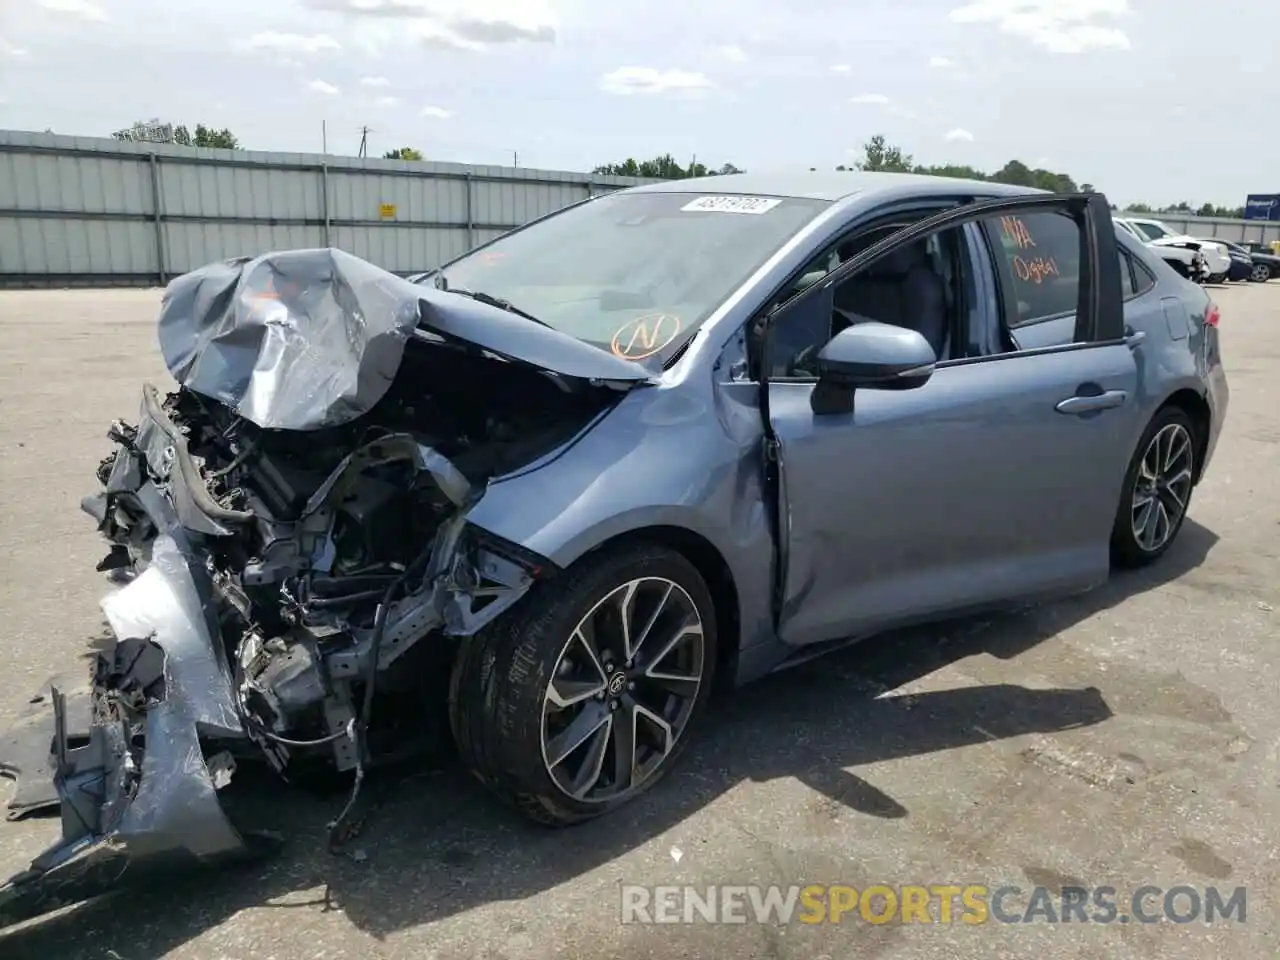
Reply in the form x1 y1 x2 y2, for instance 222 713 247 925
1115 216 1231 283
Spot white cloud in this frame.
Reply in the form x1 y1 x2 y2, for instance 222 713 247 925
849 93 890 105
360 75 393 87
831 64 852 73
301 0 557 51
375 95 400 107
944 128 975 142
599 66 712 96
37 0 107 22
929 55 953 68
717 44 747 62
420 105 453 119
309 79 341 96
948 0 1131 53
241 32 342 55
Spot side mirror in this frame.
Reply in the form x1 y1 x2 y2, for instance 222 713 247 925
812 321 936 415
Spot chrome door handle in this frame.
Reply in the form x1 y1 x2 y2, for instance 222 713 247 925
1055 390 1128 415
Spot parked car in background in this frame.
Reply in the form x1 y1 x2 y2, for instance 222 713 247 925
1116 218 1209 282
1241 242 1280 282
0 173 1231 928
1116 216 1232 282
1221 244 1256 282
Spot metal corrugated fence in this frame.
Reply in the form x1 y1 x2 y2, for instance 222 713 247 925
0 130 657 287
4 129 1279 287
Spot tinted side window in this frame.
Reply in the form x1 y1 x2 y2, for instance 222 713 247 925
1119 249 1136 298
984 211 1082 327
1131 252 1156 296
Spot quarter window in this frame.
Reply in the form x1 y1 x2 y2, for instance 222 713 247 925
1116 244 1157 299
1119 249 1137 298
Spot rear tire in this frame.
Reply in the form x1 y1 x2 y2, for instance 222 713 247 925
1111 407 1197 569
1250 263 1271 282
1208 272 1227 284
449 541 717 826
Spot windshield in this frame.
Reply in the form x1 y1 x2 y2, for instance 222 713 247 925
429 191 830 369
1133 220 1173 241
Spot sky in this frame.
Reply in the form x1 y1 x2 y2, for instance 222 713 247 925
0 0 1274 207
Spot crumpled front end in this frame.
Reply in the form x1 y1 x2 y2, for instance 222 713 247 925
0 250 632 926
0 531 251 928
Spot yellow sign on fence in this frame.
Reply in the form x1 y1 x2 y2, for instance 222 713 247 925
379 203 397 220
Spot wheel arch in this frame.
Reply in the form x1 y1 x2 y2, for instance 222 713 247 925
1154 387 1211 483
565 524 744 693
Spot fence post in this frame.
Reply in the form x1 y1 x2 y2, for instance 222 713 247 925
148 152 167 285
321 162 331 247
464 172 474 251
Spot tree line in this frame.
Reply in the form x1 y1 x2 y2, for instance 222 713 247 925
111 122 240 149
592 156 744 178
101 123 1245 218
591 136 1246 218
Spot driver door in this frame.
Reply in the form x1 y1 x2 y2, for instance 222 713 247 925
763 193 1135 647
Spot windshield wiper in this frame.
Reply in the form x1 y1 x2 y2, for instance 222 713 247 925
437 280 551 329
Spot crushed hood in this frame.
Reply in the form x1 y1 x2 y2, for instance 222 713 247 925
158 248 650 432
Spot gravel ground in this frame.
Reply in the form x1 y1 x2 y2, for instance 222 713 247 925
0 284 1276 960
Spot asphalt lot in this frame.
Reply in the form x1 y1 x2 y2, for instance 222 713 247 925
0 284 1276 960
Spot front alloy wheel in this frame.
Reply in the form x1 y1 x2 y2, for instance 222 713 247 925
542 577 704 802
449 541 717 825
1112 408 1197 567
1251 263 1271 282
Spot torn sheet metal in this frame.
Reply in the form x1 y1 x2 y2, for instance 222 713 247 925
159 248 424 432
0 675 91 820
157 248 650 433
0 534 253 929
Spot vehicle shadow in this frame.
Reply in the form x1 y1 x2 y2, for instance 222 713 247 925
0 519 1218 957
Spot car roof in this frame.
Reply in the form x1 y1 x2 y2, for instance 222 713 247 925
619 170 1044 203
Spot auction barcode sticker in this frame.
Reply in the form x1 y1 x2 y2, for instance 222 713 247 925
680 196 783 215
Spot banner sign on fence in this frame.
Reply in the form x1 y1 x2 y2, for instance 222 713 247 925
1243 195 1280 221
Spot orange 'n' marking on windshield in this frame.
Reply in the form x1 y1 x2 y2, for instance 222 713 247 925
610 313 683 360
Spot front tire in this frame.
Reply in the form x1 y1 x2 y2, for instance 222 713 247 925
1251 263 1271 282
1111 408 1197 568
449 541 717 825
1208 272 1227 284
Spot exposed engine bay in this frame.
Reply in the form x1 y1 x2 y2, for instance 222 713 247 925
96 325 622 789
0 249 649 926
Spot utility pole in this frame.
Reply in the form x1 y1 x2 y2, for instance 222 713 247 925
358 125 372 159
322 120 328 154
511 149 518 167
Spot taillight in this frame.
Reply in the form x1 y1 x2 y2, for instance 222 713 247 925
1205 302 1220 328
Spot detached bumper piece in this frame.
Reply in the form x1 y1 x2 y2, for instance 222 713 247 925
0 536 257 930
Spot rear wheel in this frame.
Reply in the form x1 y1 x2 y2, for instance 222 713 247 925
1251 263 1271 282
1110 408 1197 568
449 541 717 825
1208 272 1227 284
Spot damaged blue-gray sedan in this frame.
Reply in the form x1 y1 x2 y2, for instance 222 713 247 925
0 172 1228 925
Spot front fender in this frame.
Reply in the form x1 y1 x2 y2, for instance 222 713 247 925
465 382 778 653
